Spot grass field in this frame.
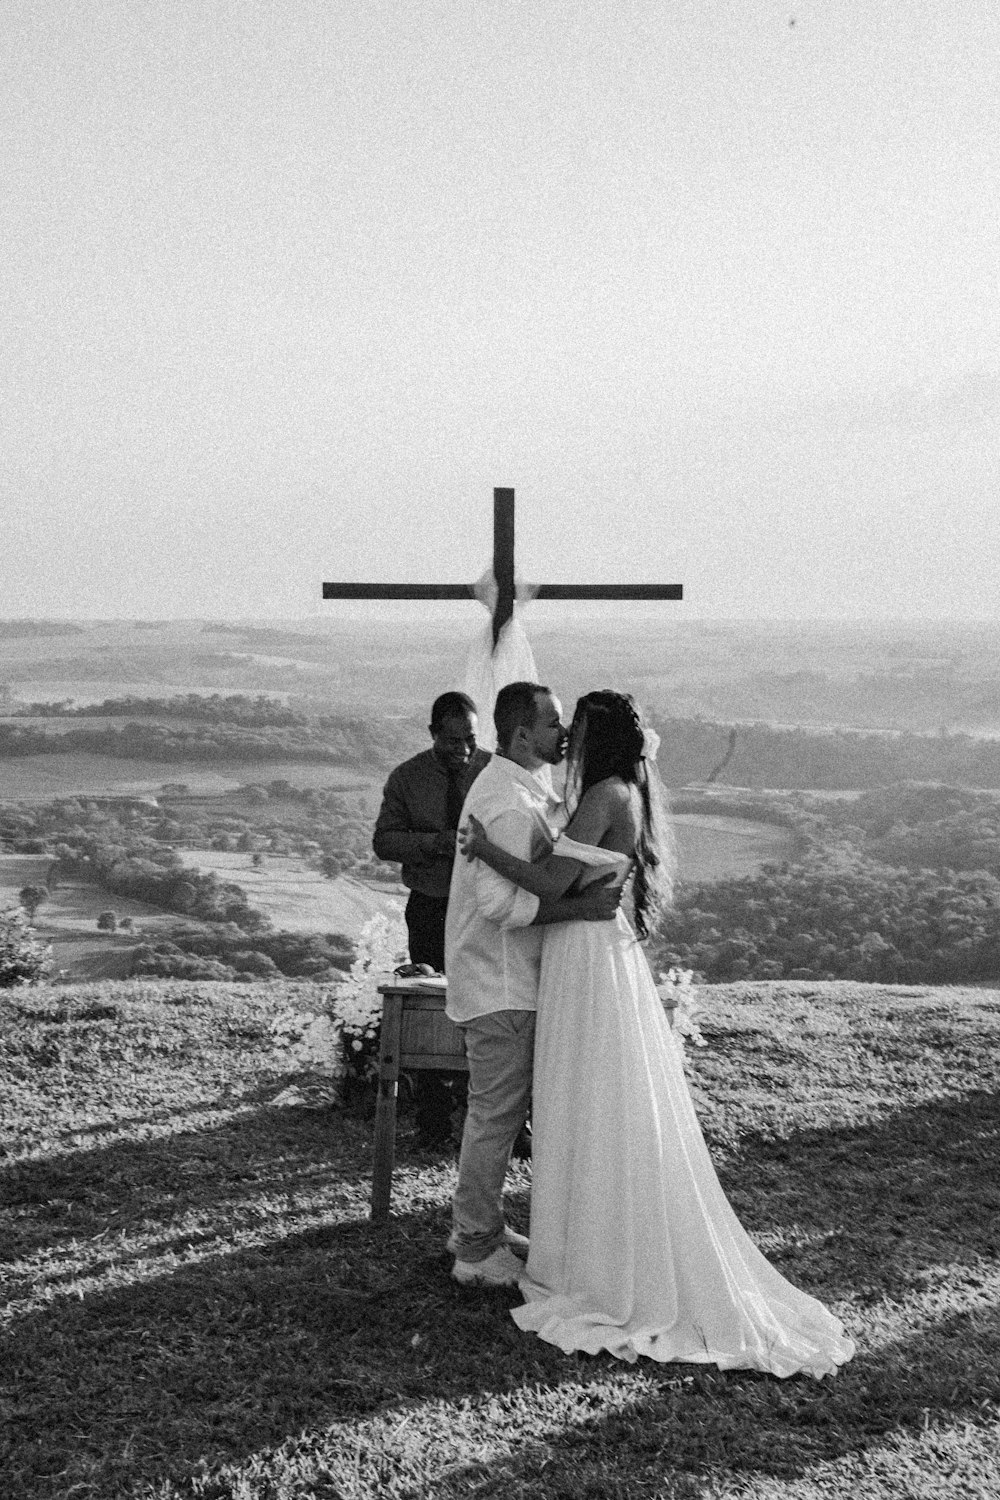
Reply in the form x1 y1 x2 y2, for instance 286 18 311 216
175 849 406 935
2 978 998 1498
0 854 182 980
671 814 793 883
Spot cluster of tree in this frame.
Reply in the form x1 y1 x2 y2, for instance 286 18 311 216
1 800 186 853
655 856 1000 985
199 624 317 647
650 716 1000 791
0 716 406 769
825 783 1000 877
193 652 259 669
0 909 48 986
239 779 366 810
47 834 267 930
0 787 394 878
130 921 353 982
11 693 308 726
96 910 133 932
0 620 83 638
18 883 48 919
841 782 991 837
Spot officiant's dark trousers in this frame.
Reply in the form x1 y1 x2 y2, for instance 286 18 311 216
404 891 448 972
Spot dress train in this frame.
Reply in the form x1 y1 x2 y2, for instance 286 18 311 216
511 838 854 1379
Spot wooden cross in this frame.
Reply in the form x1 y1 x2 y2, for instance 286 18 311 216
323 489 682 646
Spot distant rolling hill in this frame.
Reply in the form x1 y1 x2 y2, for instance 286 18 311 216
4 615 1000 729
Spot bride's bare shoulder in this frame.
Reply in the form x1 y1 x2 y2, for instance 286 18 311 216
578 777 640 829
569 777 639 854
575 777 630 811
590 775 634 805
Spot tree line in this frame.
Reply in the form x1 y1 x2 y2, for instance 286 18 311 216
11 693 308 726
131 923 354 983
0 716 409 770
835 783 1000 876
654 858 1000 986
49 835 268 930
7 694 1000 789
0 782 396 880
652 716 1000 790
652 781 1000 985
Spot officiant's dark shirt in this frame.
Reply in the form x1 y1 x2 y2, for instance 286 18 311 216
373 747 491 898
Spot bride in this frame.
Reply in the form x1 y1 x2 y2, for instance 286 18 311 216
459 689 854 1379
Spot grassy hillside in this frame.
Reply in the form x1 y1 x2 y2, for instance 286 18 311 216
2 977 998 1498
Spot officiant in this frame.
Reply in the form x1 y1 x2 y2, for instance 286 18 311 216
372 690 490 1144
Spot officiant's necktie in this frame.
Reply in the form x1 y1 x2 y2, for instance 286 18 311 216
446 768 465 830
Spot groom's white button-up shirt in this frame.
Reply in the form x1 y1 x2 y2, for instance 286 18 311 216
444 755 561 1025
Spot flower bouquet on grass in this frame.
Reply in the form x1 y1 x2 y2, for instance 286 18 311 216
269 909 408 1109
658 966 707 1064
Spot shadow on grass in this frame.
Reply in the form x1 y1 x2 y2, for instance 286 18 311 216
713 1086 1000 1300
4 1188 999 1499
0 1082 370 1198
6 1083 995 1301
1 1094 378 1294
0 1186 545 1498
2 1090 999 1496
390 1302 1000 1499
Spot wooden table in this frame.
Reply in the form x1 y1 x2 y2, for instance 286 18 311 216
371 979 466 1222
369 976 679 1223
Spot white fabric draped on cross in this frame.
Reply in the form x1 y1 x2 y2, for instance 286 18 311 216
463 569 540 753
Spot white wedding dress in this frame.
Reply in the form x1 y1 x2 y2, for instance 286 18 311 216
511 835 855 1379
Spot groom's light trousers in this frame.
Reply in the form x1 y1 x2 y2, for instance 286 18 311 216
452 1009 535 1262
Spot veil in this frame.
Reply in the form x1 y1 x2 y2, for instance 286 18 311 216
463 569 539 753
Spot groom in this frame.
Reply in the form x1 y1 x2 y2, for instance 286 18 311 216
444 680 619 1286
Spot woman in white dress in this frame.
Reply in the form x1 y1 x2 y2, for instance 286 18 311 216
459 690 854 1379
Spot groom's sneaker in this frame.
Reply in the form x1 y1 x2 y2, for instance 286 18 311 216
447 1226 529 1260
451 1245 524 1287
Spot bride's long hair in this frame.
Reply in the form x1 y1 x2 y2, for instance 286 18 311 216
564 690 675 939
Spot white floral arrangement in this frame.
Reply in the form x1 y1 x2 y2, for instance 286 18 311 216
269 907 408 1105
270 1011 347 1078
658 966 707 1056
332 908 408 1065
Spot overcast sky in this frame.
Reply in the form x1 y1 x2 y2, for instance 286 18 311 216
3 0 998 621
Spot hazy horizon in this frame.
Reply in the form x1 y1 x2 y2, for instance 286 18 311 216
6 611 1000 638
6 611 1000 631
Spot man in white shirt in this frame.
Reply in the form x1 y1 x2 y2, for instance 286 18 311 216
444 680 619 1285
